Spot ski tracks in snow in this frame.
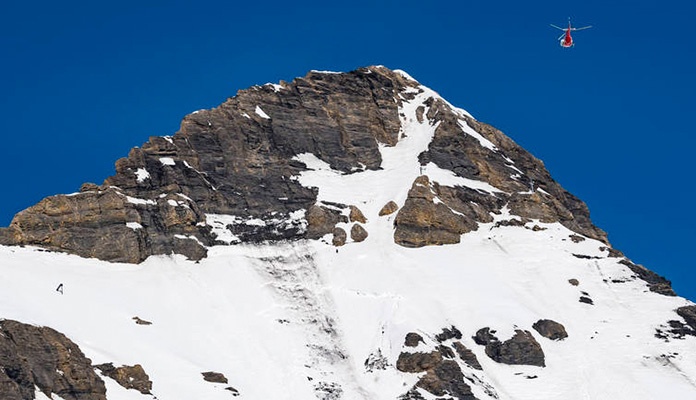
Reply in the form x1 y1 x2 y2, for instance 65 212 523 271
245 242 370 400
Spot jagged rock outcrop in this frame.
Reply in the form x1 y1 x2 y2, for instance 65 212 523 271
0 67 411 262
396 351 476 400
0 319 106 400
95 363 152 394
394 176 484 247
676 305 696 330
396 327 486 400
473 327 545 367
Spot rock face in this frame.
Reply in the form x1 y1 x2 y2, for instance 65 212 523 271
0 319 106 400
394 176 483 247
0 65 673 298
0 67 408 262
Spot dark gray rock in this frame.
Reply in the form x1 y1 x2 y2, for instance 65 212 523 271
435 325 463 342
618 259 675 296
484 330 545 367
473 327 499 346
0 319 106 400
404 332 424 347
532 319 568 341
452 341 483 370
95 363 152 394
397 350 476 400
474 328 545 367
676 306 696 330
201 371 228 384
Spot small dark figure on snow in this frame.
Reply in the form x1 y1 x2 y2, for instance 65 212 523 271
56 283 63 295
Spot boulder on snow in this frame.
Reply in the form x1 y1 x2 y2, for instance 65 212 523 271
532 319 568 341
350 224 368 242
332 227 347 246
378 201 399 216
201 371 229 384
349 205 367 223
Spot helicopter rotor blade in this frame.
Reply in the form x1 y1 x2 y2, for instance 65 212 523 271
570 25 592 31
550 24 566 31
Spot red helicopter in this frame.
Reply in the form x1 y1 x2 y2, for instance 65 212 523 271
551 19 592 47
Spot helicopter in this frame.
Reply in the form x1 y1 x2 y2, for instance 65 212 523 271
551 19 592 47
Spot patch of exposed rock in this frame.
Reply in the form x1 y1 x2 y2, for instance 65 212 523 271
394 176 486 247
676 306 696 330
473 328 545 367
0 319 106 400
436 325 463 342
532 319 568 341
95 363 152 394
349 206 367 223
201 371 228 384
306 204 348 240
618 259 675 296
331 227 347 246
396 327 488 400
378 201 399 216
452 341 483 370
396 352 476 400
404 332 424 347
350 224 368 242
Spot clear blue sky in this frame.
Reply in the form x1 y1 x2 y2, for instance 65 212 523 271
1 1 694 300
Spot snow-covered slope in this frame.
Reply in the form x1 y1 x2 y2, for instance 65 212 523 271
1 68 695 399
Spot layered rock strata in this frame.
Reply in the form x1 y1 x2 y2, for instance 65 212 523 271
0 66 673 297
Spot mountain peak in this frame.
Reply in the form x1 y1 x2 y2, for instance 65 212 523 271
1 66 695 400
0 66 663 293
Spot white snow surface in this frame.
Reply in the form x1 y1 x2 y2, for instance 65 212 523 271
2 223 695 399
255 105 270 119
134 168 150 183
1 74 695 400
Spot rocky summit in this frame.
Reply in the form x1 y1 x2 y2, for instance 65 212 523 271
1 66 695 400
3 66 606 261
